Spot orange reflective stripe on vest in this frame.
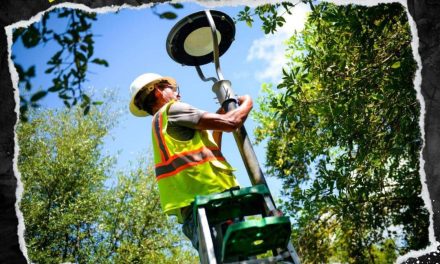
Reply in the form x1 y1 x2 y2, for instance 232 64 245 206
155 146 225 180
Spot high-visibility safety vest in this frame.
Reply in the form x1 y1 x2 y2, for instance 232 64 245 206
152 101 239 223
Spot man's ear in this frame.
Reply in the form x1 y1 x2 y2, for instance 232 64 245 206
153 88 166 106
153 88 162 99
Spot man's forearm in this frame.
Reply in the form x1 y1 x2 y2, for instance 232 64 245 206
196 94 253 132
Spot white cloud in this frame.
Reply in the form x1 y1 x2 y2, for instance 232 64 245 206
247 2 310 83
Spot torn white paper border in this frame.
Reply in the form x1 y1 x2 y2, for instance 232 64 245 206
5 0 437 262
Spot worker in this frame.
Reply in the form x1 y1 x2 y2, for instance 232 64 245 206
128 73 253 249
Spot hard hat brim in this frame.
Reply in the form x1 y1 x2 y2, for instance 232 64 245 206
129 76 177 117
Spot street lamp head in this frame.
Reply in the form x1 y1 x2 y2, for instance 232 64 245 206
166 10 235 66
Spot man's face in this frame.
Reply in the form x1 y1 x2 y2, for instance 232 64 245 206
155 81 180 102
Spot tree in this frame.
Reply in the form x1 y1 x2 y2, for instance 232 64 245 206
13 3 184 121
18 106 197 263
250 2 429 263
18 106 113 263
99 161 197 264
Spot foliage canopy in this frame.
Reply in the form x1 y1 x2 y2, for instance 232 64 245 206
18 106 197 263
251 2 429 263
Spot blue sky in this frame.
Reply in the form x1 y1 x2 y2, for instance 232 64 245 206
12 2 310 203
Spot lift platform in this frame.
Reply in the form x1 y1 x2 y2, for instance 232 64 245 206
194 185 300 264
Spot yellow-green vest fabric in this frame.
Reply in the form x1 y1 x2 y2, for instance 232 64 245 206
152 101 239 223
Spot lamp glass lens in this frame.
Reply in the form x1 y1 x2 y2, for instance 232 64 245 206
183 27 222 57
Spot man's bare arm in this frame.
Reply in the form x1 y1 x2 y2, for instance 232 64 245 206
195 95 253 132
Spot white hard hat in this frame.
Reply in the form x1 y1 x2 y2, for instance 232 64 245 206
128 73 177 117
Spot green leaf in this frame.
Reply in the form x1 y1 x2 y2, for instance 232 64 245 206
45 67 56 74
80 45 88 53
48 85 63 92
25 82 32 91
53 34 63 45
170 3 183 9
159 12 177 20
75 52 87 62
83 105 91 115
26 66 36 77
82 94 91 103
391 61 401 69
84 34 93 45
63 100 71 108
91 58 109 67
87 45 94 58
30 91 48 102
15 64 24 79
19 104 28 116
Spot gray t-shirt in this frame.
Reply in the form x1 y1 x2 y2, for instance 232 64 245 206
167 102 205 141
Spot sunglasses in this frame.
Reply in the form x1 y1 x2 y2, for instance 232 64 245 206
154 81 180 96
135 81 180 110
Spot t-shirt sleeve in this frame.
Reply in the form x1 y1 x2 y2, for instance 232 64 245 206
168 102 206 128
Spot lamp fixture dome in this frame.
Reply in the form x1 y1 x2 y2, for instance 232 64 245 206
166 10 235 66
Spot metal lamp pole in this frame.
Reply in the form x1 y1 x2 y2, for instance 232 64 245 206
201 10 268 188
